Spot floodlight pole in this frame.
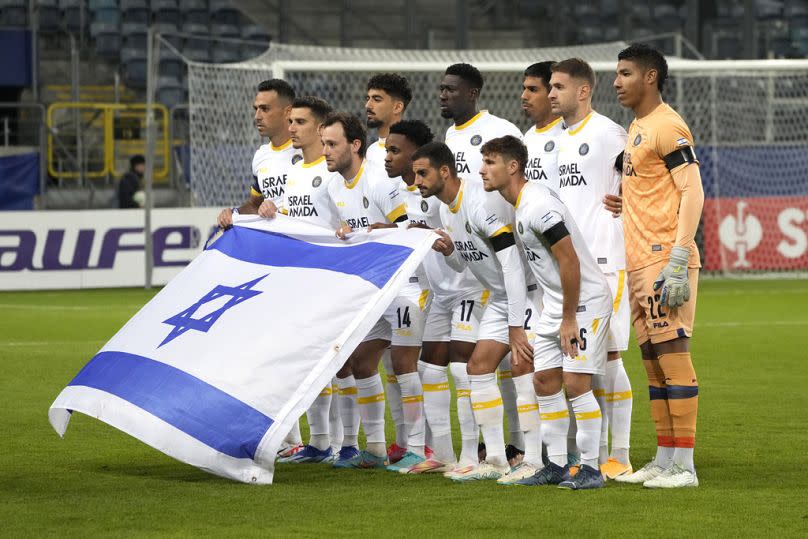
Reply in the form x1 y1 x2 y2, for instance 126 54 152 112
144 26 158 289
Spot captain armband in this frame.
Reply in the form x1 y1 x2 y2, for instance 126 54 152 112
489 231 516 252
663 146 698 171
541 221 570 247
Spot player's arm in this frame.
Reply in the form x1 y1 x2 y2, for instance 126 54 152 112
432 229 466 273
547 227 582 358
217 181 264 228
490 227 532 365
653 135 703 308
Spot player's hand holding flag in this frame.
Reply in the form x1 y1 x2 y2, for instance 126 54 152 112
653 245 691 308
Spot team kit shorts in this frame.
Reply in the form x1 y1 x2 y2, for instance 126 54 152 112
422 288 489 344
363 278 432 346
627 260 699 345
475 286 543 346
532 308 612 376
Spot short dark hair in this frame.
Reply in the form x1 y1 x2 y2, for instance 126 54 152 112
321 111 368 158
523 61 556 91
388 120 434 148
411 141 455 171
618 43 669 92
445 63 484 91
291 96 333 122
130 154 145 169
551 58 596 89
366 73 413 109
257 79 295 103
481 135 528 172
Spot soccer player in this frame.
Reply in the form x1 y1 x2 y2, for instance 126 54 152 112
549 58 634 479
320 112 427 470
521 61 563 189
381 120 486 474
413 141 536 482
217 79 299 229
613 43 703 488
261 97 349 464
482 135 613 490
365 73 413 167
440 62 526 456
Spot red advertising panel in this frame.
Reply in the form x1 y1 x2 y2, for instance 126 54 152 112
703 197 808 271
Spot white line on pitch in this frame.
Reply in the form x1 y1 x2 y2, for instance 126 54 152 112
0 304 142 311
700 320 808 327
0 340 106 347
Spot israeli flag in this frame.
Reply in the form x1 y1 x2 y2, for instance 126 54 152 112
49 216 438 484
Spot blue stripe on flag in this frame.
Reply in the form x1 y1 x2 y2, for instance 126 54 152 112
208 226 413 289
68 351 273 459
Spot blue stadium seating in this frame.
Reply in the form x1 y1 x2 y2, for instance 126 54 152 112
94 23 121 58
38 0 62 32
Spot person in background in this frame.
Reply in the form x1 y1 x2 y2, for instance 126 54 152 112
119 155 145 209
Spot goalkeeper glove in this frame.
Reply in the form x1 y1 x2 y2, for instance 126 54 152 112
653 246 691 308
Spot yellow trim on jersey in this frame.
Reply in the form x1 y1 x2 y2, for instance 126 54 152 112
270 139 292 151
456 389 471 398
387 203 407 223
453 110 485 130
490 224 513 238
567 112 594 136
418 289 430 311
280 208 289 215
574 410 603 421
606 390 633 402
471 397 503 411
497 370 512 380
517 403 539 413
515 183 528 209
250 186 262 197
593 388 606 398
534 116 562 134
423 382 450 392
386 374 398 384
592 318 601 335
357 393 386 405
480 289 490 306
541 410 569 421
401 395 424 404
318 387 333 397
302 155 325 168
377 140 385 148
344 162 365 189
406 184 418 192
448 180 464 214
613 270 626 313
338 387 357 395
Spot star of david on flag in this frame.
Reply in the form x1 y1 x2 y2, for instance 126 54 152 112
159 274 268 347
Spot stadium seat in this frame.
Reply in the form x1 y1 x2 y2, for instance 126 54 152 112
90 20 118 37
600 0 618 17
182 43 209 62
755 0 783 19
154 21 182 49
211 22 239 37
0 0 28 27
716 34 743 58
38 0 62 32
122 48 147 88
242 24 270 57
92 7 121 24
122 21 148 48
60 0 83 33
180 0 208 10
182 21 209 50
241 42 267 59
94 24 121 58
577 26 603 44
158 53 184 82
121 0 149 25
153 0 181 26
156 77 185 108
242 24 270 41
208 0 238 25
785 0 808 17
211 42 240 63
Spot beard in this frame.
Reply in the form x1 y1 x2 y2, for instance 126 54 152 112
367 117 383 128
439 109 453 119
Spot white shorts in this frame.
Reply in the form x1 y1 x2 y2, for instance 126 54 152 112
607 270 630 352
363 279 432 347
422 288 487 344
533 310 611 375
476 288 542 346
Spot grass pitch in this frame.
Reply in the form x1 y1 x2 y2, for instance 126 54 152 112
1 280 807 537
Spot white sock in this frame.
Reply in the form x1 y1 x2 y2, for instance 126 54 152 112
469 372 507 467
498 356 524 450
674 447 695 472
382 351 407 448
566 398 580 460
450 362 478 465
397 371 425 457
336 375 359 449
420 360 455 464
306 385 332 450
655 446 675 468
513 373 542 467
417 360 433 450
328 379 343 453
356 374 386 457
569 390 603 469
592 374 609 464
538 389 569 467
606 358 633 464
283 419 302 446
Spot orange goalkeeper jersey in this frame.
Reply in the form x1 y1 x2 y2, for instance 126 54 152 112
622 103 702 271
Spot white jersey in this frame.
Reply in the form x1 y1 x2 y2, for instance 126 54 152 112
439 178 527 326
365 137 387 168
250 140 302 206
556 111 627 272
445 110 522 183
522 117 563 192
328 160 407 229
400 182 481 301
281 156 342 229
515 181 612 319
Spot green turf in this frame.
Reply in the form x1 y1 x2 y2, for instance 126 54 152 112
1 280 807 537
